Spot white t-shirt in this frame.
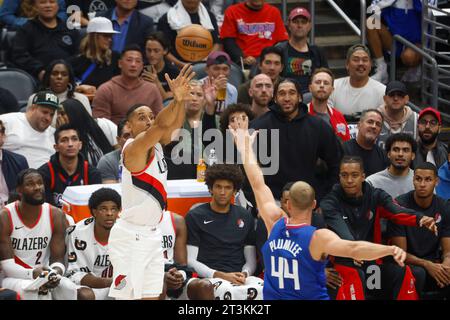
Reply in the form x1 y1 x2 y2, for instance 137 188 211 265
0 112 55 168
96 118 117 146
329 77 386 116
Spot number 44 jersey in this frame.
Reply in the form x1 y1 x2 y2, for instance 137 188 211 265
261 218 329 300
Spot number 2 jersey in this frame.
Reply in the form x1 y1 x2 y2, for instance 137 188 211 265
65 217 112 285
4 201 53 269
262 218 329 300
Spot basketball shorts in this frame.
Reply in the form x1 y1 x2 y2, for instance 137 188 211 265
108 219 164 300
208 276 264 300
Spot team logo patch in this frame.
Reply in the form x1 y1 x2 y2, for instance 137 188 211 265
336 123 347 135
75 238 87 251
237 219 245 228
67 225 76 235
84 217 94 225
68 251 77 263
114 275 127 290
247 288 258 300
62 35 73 46
435 213 442 224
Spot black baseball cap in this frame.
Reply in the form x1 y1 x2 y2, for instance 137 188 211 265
385 80 408 95
32 90 60 109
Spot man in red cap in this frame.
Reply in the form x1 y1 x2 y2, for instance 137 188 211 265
414 107 447 169
275 7 328 94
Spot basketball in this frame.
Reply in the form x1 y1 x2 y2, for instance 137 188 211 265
175 24 213 62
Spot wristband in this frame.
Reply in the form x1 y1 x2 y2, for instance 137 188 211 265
50 262 66 276
179 270 187 282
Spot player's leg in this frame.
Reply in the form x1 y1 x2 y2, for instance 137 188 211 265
0 288 20 300
77 287 96 300
208 278 234 300
380 262 418 300
1 278 41 300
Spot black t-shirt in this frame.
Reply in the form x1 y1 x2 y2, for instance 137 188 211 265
185 203 256 273
284 45 312 94
66 0 116 17
69 51 120 88
157 11 220 62
388 191 450 261
156 60 180 92
342 139 388 177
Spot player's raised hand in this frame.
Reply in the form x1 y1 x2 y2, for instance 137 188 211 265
228 125 258 157
390 246 406 267
166 64 196 103
419 216 438 236
165 267 184 290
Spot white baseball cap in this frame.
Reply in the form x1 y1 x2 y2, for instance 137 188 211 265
87 17 120 34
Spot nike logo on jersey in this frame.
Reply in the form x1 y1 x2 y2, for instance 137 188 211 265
203 220 214 224
343 216 348 220
14 226 24 230
407 290 415 294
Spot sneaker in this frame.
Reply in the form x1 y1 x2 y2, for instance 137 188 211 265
371 67 389 84
401 65 422 83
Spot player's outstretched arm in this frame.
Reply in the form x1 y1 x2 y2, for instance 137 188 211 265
311 228 406 267
123 65 195 172
229 127 284 234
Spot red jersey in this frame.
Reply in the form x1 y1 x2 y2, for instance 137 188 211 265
307 102 351 142
220 3 288 58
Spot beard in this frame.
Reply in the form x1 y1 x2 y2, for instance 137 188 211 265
391 163 409 171
420 131 439 145
22 193 45 206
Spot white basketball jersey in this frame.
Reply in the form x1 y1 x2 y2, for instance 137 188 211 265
120 139 168 226
160 211 176 265
66 217 111 284
5 201 53 269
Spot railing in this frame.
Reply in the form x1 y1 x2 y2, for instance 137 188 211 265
390 35 439 108
308 0 366 45
422 3 450 116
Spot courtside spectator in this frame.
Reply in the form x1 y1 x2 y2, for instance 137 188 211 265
220 0 288 67
69 17 121 89
275 7 328 94
98 0 154 52
329 44 385 117
342 109 389 177
437 144 450 200
11 0 80 81
377 80 418 150
92 45 163 124
0 90 58 168
157 0 221 69
413 107 447 169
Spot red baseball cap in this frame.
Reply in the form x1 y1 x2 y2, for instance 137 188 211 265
289 7 311 21
419 107 441 124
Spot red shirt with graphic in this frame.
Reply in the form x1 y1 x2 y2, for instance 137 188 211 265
220 3 288 58
308 102 351 142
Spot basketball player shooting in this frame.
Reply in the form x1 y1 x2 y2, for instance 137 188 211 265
108 65 195 300
229 127 408 300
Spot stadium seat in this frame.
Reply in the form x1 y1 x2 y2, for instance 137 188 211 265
191 61 245 89
0 29 16 66
0 68 37 109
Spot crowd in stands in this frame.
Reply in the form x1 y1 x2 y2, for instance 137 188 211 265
0 0 449 301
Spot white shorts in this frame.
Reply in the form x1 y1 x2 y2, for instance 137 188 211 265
108 219 164 300
208 276 264 300
2 276 77 300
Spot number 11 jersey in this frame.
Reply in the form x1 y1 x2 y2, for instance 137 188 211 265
261 218 329 300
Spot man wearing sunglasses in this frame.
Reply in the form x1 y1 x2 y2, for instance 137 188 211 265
377 80 418 151
414 107 447 169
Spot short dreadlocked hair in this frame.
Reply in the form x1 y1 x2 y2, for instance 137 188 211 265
205 164 244 191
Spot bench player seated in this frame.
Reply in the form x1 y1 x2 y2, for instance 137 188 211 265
186 164 264 300
65 188 121 300
160 210 214 300
0 169 75 300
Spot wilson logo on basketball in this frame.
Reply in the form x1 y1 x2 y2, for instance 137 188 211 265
182 39 207 49
114 275 127 290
